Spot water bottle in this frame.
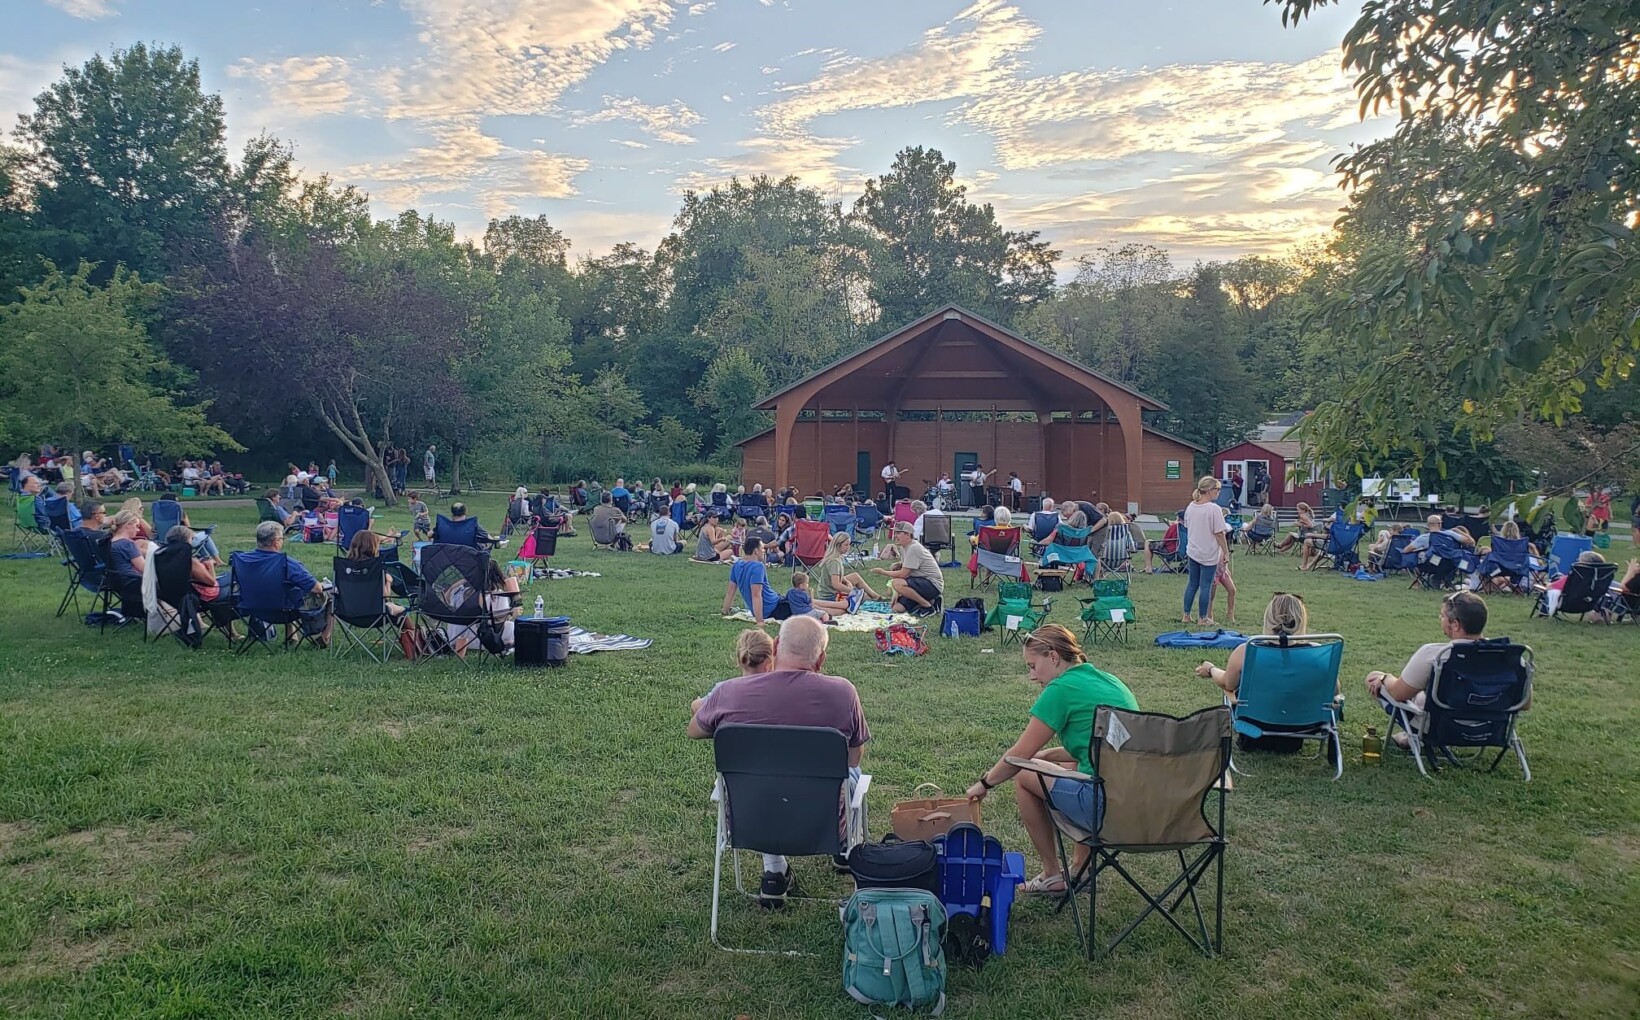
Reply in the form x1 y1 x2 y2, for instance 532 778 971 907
534 596 544 619
945 616 957 638
1362 725 1383 765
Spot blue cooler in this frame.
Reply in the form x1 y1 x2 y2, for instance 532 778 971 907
941 607 981 637
933 823 1025 956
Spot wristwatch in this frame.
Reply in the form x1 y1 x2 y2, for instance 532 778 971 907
978 775 995 791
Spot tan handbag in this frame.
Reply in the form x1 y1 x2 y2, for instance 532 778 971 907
890 783 981 842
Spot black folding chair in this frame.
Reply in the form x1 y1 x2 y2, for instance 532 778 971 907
1011 705 1231 958
1383 638 1533 780
56 528 113 621
146 541 206 649
709 724 871 956
921 514 954 565
333 555 403 663
415 543 503 661
531 524 559 571
1532 562 1617 622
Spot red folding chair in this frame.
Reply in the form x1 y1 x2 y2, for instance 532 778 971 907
793 519 830 567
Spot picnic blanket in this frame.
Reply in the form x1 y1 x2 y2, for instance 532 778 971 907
1154 629 1248 650
538 569 601 579
722 610 921 632
567 626 651 653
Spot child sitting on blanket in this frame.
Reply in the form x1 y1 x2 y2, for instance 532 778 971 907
783 572 834 623
729 521 746 558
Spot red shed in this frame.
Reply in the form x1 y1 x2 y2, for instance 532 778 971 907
1213 440 1325 508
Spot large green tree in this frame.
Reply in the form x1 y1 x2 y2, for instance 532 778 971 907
853 146 1058 330
15 44 231 280
0 263 238 490
1272 0 1640 489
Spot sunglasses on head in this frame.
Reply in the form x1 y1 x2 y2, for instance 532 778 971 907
1272 591 1305 602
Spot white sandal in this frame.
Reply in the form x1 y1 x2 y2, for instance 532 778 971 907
1020 873 1067 895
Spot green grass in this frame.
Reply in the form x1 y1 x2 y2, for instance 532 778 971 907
2 494 1637 1018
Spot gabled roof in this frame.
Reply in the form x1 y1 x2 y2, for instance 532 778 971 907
752 304 1168 412
1143 425 1207 453
1220 439 1306 460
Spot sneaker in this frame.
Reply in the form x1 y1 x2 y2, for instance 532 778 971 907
846 588 863 614
832 852 852 874
759 866 794 909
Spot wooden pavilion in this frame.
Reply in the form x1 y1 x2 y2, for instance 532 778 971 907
736 306 1202 513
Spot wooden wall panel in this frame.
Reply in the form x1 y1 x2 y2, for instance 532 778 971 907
1142 433 1198 512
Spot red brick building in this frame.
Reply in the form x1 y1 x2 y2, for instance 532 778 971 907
736 305 1201 514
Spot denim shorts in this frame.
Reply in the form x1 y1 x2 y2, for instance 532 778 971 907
1048 777 1103 831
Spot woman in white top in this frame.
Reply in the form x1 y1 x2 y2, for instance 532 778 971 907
1180 476 1231 626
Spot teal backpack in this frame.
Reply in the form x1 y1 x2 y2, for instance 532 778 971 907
842 888 947 1014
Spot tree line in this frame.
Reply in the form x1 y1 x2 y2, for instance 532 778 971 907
3 0 1637 515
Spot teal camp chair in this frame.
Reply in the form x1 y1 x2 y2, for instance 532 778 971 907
1228 634 1345 779
1079 578 1135 645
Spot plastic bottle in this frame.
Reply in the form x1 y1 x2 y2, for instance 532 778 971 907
1362 725 1383 765
534 596 544 619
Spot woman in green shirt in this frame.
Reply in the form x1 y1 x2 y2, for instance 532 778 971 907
965 624 1138 895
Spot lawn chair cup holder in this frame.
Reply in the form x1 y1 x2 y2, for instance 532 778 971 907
931 823 1025 956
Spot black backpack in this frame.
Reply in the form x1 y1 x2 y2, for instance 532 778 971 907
847 836 940 895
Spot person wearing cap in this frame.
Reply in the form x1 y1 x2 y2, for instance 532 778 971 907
694 509 733 562
872 521 944 615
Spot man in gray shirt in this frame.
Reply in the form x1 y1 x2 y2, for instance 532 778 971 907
871 521 945 615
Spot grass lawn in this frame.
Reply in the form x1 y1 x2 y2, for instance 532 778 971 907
2 493 1636 1018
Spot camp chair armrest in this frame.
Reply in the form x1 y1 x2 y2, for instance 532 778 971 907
850 773 872 810
1004 756 1092 783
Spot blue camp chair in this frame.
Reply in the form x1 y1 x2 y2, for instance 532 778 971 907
1041 523 1096 572
738 493 769 522
1027 510 1059 556
1383 638 1532 779
1411 532 1474 590
1379 529 1421 575
230 551 325 654
1154 523 1189 574
824 504 854 536
1228 634 1346 780
852 502 884 543
1317 520 1365 572
669 499 687 530
1477 536 1531 594
152 497 184 538
336 503 374 553
432 514 479 548
56 527 113 620
1547 534 1592 577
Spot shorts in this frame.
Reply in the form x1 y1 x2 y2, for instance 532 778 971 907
768 597 794 621
903 576 942 604
1048 777 1103 831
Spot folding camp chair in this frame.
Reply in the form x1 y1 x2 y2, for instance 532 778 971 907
257 498 302 537
1476 536 1531 594
792 519 829 568
147 541 208 649
823 504 853 537
1547 534 1592 576
335 504 374 554
851 503 884 545
1381 638 1532 780
709 723 870 956
56 527 113 620
920 513 954 565
1316 520 1364 573
1097 526 1137 580
33 495 69 556
415 543 504 662
127 458 160 492
1377 530 1420 575
1242 515 1276 555
1410 532 1474 591
984 580 1052 644
1079 578 1135 645
530 524 559 571
1532 561 1617 621
1153 524 1188 574
802 498 824 521
229 552 328 654
1229 634 1345 779
1008 705 1230 958
150 497 185 539
738 493 770 522
1027 510 1059 557
332 555 403 663
969 525 1028 589
1042 523 1096 579
433 514 481 548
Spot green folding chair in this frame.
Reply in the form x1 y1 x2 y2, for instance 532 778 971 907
1080 578 1136 645
984 581 1052 645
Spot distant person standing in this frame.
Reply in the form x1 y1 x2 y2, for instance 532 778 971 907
1181 476 1231 626
423 444 437 488
1008 471 1024 512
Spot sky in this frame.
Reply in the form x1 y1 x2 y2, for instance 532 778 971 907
2 0 1387 270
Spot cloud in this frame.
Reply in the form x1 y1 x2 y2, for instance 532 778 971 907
675 133 866 197
228 56 355 116
959 54 1361 170
0 53 66 122
712 41 736 52
344 120 589 220
760 0 1038 136
42 0 119 20
576 95 703 145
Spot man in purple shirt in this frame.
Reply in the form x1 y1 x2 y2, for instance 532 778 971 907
688 616 870 907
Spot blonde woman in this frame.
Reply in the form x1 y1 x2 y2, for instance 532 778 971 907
1272 502 1315 554
1195 593 1310 695
691 628 776 713
1181 476 1231 626
815 531 883 612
